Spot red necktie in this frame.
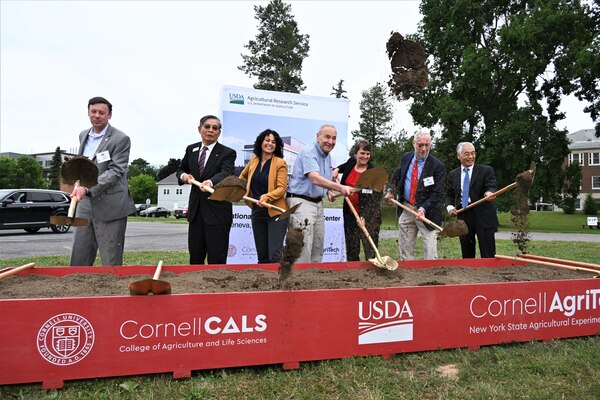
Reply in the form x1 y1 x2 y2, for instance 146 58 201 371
409 159 418 205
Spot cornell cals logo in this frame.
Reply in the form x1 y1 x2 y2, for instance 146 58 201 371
37 313 95 366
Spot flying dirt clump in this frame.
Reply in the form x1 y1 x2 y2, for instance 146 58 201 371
386 31 429 101
511 169 534 253
279 227 304 283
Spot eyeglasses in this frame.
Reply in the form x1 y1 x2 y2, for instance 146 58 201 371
416 143 430 148
202 124 221 131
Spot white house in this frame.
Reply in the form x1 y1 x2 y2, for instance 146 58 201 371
156 173 190 210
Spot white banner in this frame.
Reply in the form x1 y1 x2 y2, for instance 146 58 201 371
220 86 350 264
227 206 345 264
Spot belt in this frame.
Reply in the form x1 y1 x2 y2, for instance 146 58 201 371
286 192 322 203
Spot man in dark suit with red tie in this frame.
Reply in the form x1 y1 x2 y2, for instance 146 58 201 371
446 142 498 258
384 130 445 260
177 115 236 264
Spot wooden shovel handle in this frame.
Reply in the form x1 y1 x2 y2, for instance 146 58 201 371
153 261 164 280
67 180 81 218
518 254 600 271
455 182 517 215
344 197 384 263
388 198 444 232
190 178 286 213
495 255 600 275
0 263 36 280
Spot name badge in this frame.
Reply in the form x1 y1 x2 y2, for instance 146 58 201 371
192 147 200 152
423 176 435 187
96 150 111 163
361 188 373 194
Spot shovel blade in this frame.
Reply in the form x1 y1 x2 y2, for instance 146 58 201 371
209 186 246 202
129 279 172 295
368 256 398 270
49 215 89 227
275 202 302 221
438 220 468 238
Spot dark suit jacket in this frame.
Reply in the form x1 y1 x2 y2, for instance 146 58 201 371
77 124 135 221
177 141 236 225
389 152 445 230
446 164 499 229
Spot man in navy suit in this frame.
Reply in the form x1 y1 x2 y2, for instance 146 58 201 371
385 130 445 260
446 142 498 258
70 96 136 266
177 115 236 265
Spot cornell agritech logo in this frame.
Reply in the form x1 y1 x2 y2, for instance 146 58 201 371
229 93 244 105
37 313 95 366
358 300 414 345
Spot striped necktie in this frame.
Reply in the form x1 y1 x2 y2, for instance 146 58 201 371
198 146 208 177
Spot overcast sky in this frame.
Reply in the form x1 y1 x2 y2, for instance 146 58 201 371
1 0 594 166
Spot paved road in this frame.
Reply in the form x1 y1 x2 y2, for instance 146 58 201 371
1 221 598 259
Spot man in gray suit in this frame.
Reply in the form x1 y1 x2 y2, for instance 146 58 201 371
69 96 135 266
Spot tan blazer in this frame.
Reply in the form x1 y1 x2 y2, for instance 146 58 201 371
239 156 288 217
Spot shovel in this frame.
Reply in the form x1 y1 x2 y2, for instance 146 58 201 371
495 255 600 276
345 197 397 270
0 262 36 280
129 261 172 295
331 166 389 201
388 198 468 237
60 156 99 187
190 177 300 221
455 164 536 215
50 180 89 227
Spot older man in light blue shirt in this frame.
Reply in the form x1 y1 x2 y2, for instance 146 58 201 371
286 124 353 263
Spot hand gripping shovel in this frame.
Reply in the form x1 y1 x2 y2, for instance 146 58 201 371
50 180 89 227
389 198 468 238
0 262 36 280
190 177 301 221
455 163 536 215
129 261 172 295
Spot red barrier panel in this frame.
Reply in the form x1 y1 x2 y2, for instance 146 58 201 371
1 259 599 389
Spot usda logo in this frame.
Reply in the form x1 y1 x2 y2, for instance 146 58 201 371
229 93 244 105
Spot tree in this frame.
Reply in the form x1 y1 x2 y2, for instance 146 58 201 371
331 79 348 99
582 193 598 215
371 129 413 177
48 147 63 190
129 158 157 179
560 161 582 214
0 157 18 188
239 0 310 93
410 0 598 206
3 156 47 189
128 174 157 204
157 158 181 181
351 83 395 154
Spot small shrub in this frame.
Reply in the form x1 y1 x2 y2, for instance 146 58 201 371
582 193 598 215
561 196 576 214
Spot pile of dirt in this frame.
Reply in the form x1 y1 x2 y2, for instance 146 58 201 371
0 264 592 300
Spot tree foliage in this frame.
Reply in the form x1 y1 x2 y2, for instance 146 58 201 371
351 83 395 156
331 79 348 99
560 161 582 214
0 156 46 189
157 158 182 181
48 147 63 190
371 130 413 177
582 192 598 215
239 0 310 93
412 0 598 206
128 174 157 204
129 158 157 179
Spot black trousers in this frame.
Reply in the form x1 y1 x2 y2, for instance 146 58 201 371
459 213 496 258
251 207 288 263
343 211 381 261
188 217 232 265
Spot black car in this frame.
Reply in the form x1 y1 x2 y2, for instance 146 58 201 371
139 206 171 218
130 203 150 216
0 189 72 233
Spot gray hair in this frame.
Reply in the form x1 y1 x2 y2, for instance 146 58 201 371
456 142 474 154
413 128 431 142
317 124 337 135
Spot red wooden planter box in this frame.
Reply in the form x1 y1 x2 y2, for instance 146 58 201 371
1 258 599 389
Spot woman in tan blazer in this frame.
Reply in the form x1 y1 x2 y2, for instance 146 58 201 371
239 129 288 263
